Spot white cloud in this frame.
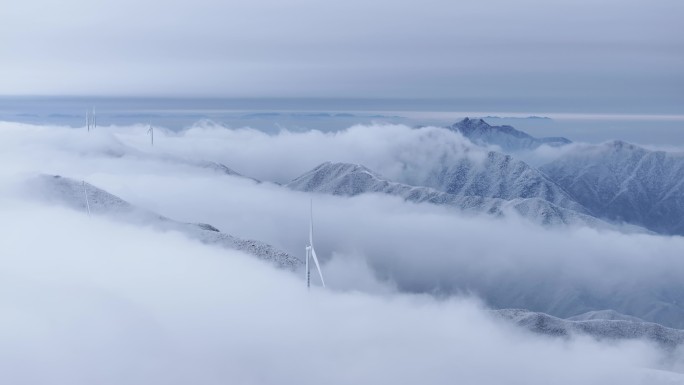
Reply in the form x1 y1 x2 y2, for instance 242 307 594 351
122 121 486 184
2 121 683 328
2 120 684 383
0 202 680 384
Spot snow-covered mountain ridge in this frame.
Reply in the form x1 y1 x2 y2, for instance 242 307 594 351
24 174 300 270
541 140 684 235
416 149 588 215
450 117 571 151
287 162 606 227
495 309 684 350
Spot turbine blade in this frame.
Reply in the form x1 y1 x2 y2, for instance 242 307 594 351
310 246 325 288
309 198 313 245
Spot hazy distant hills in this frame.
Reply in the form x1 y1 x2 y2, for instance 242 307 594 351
541 141 684 235
449 117 571 151
25 175 300 270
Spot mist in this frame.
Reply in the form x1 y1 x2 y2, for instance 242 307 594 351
115 121 487 184
0 202 681 384
2 121 684 325
2 120 684 382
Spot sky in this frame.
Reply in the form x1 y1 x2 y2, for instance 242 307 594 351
2 0 683 112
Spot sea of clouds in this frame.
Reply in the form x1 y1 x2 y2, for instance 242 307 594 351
1 120 683 383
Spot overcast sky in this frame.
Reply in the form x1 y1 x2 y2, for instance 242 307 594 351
2 0 682 111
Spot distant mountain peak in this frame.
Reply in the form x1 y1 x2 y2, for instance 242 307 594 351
605 140 641 152
450 117 571 151
289 162 388 196
452 118 532 139
458 117 489 127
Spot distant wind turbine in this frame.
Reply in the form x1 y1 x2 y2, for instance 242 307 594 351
86 108 97 132
305 199 325 289
147 123 154 146
82 180 91 216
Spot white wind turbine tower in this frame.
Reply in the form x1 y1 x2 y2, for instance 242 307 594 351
305 200 325 289
82 180 91 216
86 108 97 132
147 123 154 146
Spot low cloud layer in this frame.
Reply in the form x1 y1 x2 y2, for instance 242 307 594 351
118 121 487 184
2 121 684 382
2 122 684 325
0 202 681 384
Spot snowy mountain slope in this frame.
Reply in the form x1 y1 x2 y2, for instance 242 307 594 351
192 160 253 179
65 127 255 180
131 154 258 181
86 132 257 181
24 174 300 270
478 273 684 329
449 118 571 151
287 162 602 227
495 309 684 350
411 148 588 214
567 310 647 323
540 141 684 235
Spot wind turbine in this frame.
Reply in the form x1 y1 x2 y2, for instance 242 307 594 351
305 200 325 289
82 180 91 216
86 108 96 132
147 123 154 146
